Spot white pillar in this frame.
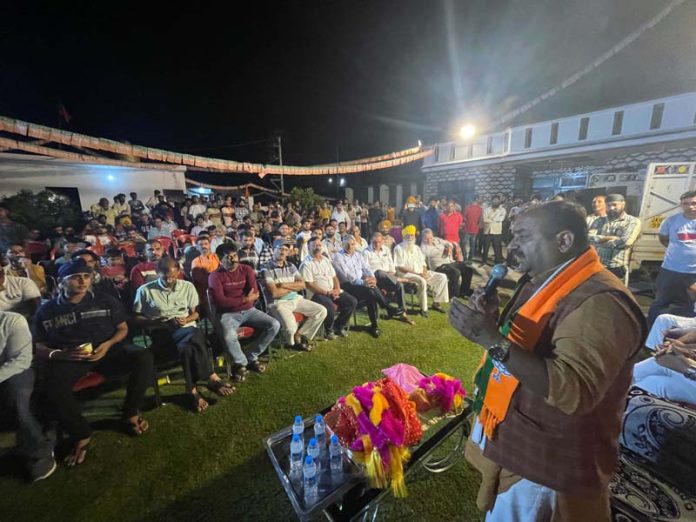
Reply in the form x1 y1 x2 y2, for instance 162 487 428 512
345 187 354 202
396 184 403 211
410 183 418 197
379 184 389 204
367 186 374 203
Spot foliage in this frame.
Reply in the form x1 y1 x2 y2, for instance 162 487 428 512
0 190 82 235
289 186 324 211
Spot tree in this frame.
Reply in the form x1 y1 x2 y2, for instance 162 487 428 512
289 186 324 211
1 190 82 235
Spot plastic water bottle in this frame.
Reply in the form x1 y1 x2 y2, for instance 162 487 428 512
303 455 318 501
314 414 326 452
292 415 304 445
307 437 321 472
289 434 304 474
329 435 342 473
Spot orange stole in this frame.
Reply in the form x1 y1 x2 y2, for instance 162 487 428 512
474 248 605 438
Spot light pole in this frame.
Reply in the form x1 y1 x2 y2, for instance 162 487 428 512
277 135 285 205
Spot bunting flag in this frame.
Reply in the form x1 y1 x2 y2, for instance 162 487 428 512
0 115 432 177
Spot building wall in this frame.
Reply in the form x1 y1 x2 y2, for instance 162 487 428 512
424 144 696 203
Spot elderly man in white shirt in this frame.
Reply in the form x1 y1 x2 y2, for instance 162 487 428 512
363 232 414 324
331 201 351 229
300 240 357 339
420 228 473 299
393 225 449 316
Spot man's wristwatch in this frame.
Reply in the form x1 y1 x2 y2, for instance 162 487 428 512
488 339 512 363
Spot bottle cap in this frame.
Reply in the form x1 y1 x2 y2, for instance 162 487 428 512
305 455 313 465
309 437 317 446
315 414 323 423
292 434 300 442
294 415 302 424
331 434 338 444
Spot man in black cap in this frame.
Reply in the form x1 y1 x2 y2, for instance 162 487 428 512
588 193 641 280
34 259 154 467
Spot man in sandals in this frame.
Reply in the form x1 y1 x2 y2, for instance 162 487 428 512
133 257 234 413
34 259 155 466
208 243 280 382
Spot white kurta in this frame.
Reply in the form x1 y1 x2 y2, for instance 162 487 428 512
393 243 449 311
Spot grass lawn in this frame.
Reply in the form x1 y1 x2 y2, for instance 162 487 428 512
0 307 486 522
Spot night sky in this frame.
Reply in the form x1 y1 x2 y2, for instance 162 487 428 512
1 0 695 189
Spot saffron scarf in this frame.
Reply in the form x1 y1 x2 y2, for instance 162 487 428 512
472 248 604 439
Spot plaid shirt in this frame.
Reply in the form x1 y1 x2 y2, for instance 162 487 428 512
239 244 272 271
588 213 641 268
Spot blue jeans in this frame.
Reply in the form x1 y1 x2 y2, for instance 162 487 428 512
220 308 280 366
633 358 696 404
0 368 53 460
461 233 477 260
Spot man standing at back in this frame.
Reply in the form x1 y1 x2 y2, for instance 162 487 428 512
449 201 646 520
588 193 641 280
439 201 464 247
647 190 696 326
463 196 483 260
481 196 506 265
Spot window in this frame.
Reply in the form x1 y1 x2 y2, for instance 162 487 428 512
612 111 624 135
549 122 559 145
434 145 440 162
524 128 533 148
578 117 589 140
467 143 474 158
650 103 664 130
450 144 456 161
486 136 493 154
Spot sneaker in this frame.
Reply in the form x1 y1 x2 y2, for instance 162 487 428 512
335 328 349 338
324 331 337 341
369 326 381 339
31 453 57 483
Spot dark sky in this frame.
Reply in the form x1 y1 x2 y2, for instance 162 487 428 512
1 0 694 179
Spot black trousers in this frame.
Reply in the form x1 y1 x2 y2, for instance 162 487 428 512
312 292 358 332
647 267 696 327
436 262 473 298
151 327 213 393
341 282 387 328
374 270 406 311
0 368 53 460
481 234 503 265
43 342 154 440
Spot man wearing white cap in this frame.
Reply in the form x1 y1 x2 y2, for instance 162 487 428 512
393 225 449 316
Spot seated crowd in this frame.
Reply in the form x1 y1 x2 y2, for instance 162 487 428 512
0 187 693 486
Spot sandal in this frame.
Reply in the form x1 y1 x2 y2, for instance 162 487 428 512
231 365 248 383
125 416 150 436
208 379 236 396
247 361 266 373
400 314 416 326
190 389 209 413
65 437 91 467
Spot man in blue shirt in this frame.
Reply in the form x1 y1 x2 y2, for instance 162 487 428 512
332 238 389 338
422 197 441 233
34 259 154 467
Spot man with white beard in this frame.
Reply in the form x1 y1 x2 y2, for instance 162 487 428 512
393 225 449 317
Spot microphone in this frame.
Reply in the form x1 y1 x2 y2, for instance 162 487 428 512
483 264 508 298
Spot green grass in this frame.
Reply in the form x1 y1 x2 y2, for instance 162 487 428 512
0 308 485 522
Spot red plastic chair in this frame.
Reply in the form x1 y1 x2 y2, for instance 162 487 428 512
170 229 188 239
118 241 137 258
155 236 174 257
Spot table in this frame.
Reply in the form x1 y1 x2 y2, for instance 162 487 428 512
265 400 472 521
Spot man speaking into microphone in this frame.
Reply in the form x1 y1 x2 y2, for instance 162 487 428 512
449 201 646 521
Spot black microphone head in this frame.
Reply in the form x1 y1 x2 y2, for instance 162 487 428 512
490 263 508 280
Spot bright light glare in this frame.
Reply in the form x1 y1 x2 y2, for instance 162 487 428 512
107 174 115 181
459 124 476 140
328 178 333 183
339 178 345 187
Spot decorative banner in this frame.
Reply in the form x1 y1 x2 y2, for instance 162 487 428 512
0 116 432 177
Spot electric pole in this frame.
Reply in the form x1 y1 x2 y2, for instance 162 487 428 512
277 135 285 204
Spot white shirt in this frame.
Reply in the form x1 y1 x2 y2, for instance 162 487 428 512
188 204 208 219
393 242 427 273
0 275 41 314
363 245 396 273
331 209 351 228
300 256 337 298
0 311 33 383
420 238 454 269
483 206 506 235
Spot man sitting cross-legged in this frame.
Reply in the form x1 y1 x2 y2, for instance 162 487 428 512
133 257 234 413
420 228 473 299
35 259 154 466
362 232 415 325
208 243 280 382
261 244 327 351
333 237 389 338
394 225 449 317
300 239 357 340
